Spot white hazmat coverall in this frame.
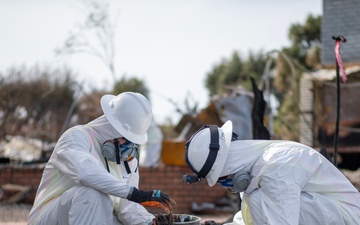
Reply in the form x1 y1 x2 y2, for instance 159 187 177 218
139 120 163 167
28 115 154 225
220 140 360 225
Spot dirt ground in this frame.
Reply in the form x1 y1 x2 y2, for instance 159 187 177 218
0 203 31 225
1 169 359 225
0 203 233 225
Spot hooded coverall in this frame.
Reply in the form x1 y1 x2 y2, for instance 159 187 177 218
28 116 154 225
139 120 163 167
220 140 360 225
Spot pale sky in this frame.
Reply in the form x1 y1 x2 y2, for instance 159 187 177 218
0 0 322 124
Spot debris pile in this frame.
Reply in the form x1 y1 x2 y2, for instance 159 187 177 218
0 136 55 163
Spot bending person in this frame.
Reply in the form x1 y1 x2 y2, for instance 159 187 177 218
183 120 360 225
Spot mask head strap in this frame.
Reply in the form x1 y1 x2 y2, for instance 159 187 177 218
185 125 220 179
114 138 121 164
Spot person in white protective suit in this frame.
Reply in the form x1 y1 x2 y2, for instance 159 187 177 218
183 120 360 225
139 120 163 167
28 92 175 225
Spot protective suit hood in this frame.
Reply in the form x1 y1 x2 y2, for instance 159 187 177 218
86 115 122 144
220 140 275 177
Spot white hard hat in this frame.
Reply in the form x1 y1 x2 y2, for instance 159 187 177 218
100 92 152 144
185 120 233 187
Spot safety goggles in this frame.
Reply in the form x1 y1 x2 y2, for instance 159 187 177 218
217 175 230 183
217 175 236 193
118 138 139 162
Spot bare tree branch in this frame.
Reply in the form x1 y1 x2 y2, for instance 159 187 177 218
56 0 118 81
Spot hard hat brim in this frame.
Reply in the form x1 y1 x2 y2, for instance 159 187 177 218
100 94 147 144
206 120 233 187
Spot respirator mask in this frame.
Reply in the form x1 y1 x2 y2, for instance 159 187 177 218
101 138 139 165
217 171 251 193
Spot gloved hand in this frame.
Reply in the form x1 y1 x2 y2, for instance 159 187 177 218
127 187 176 213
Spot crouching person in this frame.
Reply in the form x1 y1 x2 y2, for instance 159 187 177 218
29 92 175 225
